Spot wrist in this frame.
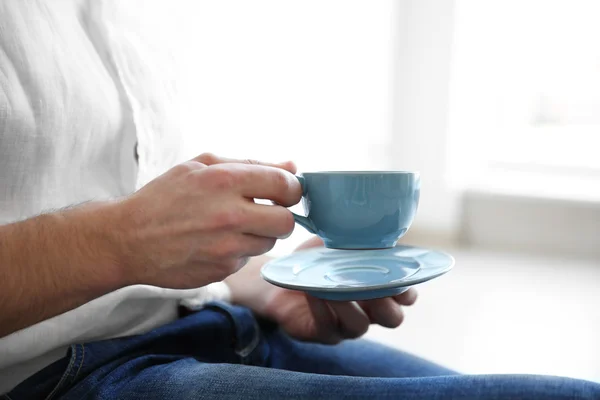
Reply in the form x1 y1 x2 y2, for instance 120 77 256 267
34 200 131 303
71 199 134 290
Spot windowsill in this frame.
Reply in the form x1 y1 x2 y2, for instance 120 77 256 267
458 171 600 260
464 167 600 204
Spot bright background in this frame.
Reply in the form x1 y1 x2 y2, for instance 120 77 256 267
138 0 600 381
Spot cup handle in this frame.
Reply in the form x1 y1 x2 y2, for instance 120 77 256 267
291 176 317 234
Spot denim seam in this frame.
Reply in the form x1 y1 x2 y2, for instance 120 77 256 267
202 303 261 364
236 318 261 360
72 344 86 381
44 344 79 400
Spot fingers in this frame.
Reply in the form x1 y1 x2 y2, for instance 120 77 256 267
240 203 295 239
306 296 343 344
236 234 278 257
236 165 302 206
354 289 417 329
327 301 370 339
395 288 418 306
194 152 297 175
192 153 302 205
308 290 417 344
306 297 370 344
357 298 405 328
199 164 303 207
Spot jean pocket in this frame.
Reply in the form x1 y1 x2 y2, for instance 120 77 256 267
202 302 268 366
5 344 86 400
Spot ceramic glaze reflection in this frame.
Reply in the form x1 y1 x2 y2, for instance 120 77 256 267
293 172 420 249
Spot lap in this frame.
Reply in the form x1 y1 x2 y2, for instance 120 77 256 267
63 360 600 400
6 302 599 400
261 321 456 377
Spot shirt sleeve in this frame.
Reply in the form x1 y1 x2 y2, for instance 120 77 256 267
178 282 232 310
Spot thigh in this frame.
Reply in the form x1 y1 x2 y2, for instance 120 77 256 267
6 303 250 400
261 321 456 377
7 303 599 400
60 359 600 400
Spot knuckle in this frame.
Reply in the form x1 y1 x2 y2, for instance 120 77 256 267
272 169 290 189
270 170 298 204
174 161 203 175
244 158 261 165
204 166 239 191
212 208 245 231
276 172 302 204
196 152 219 165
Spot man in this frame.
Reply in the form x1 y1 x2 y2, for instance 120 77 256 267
1 1 598 399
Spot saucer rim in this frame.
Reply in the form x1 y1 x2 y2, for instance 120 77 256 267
261 245 454 293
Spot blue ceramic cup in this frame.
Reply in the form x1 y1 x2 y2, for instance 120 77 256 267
292 171 420 249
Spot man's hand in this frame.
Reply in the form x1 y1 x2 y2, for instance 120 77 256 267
0 153 301 336
116 153 302 289
226 237 418 344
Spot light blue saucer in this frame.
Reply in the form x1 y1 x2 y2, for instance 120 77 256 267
261 245 454 301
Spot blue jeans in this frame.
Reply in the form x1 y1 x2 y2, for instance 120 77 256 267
5 302 599 400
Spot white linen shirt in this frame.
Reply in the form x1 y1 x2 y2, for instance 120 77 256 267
0 0 229 393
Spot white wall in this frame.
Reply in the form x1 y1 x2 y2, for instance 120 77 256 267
162 0 398 253
169 1 395 166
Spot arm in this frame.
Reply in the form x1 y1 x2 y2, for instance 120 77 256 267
0 201 127 338
0 153 301 338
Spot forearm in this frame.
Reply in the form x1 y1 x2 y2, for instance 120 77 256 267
0 201 128 337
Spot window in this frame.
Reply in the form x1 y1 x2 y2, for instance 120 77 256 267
447 0 600 201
